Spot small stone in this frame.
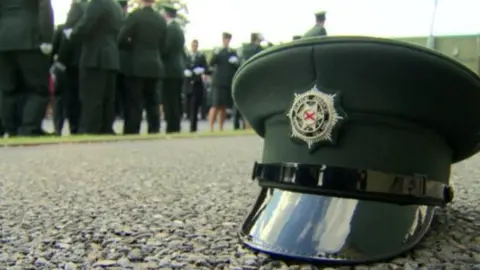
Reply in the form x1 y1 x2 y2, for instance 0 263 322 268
56 243 71 249
116 257 131 267
158 259 171 268
127 248 143 261
211 241 229 250
242 254 258 266
404 262 419 270
171 261 187 268
172 220 185 227
34 257 50 266
92 260 117 267
63 262 77 270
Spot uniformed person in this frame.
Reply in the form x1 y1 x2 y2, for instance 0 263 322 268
183 39 208 132
0 95 4 136
0 0 54 136
161 5 186 134
51 24 68 135
304 11 327 38
235 33 264 130
118 0 167 134
55 0 89 135
208 32 240 132
116 0 129 120
232 36 480 264
64 0 124 134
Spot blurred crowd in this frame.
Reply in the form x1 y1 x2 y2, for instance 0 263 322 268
0 0 326 137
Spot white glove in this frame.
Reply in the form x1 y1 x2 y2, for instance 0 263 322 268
39 43 52 55
228 56 238 64
184 69 193 77
193 67 205 75
63 28 73 39
55 62 66 72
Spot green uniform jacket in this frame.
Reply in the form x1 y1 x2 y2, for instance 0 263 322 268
118 6 167 78
163 20 186 78
52 25 65 59
303 25 327 38
241 43 263 65
183 51 208 94
57 1 88 67
209 47 239 88
65 1 87 27
118 9 131 76
0 0 54 51
72 0 124 70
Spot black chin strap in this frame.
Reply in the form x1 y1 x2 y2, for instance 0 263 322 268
251 162 453 207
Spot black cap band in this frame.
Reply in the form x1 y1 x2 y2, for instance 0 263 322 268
252 162 453 207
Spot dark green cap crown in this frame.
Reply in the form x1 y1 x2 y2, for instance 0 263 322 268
232 37 480 185
162 4 178 15
315 11 326 21
117 0 128 7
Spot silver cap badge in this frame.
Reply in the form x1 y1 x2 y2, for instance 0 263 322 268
286 85 346 150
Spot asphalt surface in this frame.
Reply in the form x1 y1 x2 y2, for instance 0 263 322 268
1 136 479 270
41 119 233 135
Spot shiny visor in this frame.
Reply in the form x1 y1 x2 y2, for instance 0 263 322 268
239 163 452 264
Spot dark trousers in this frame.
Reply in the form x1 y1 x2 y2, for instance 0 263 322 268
53 68 81 135
53 71 67 134
115 74 126 118
233 106 244 130
162 78 182 133
79 68 116 135
0 50 50 136
186 82 204 132
65 67 81 134
123 76 160 134
200 94 208 120
0 92 3 136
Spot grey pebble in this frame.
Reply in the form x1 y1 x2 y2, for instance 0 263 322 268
126 248 143 261
1 137 480 270
63 262 77 270
116 257 131 267
92 260 117 267
404 262 419 270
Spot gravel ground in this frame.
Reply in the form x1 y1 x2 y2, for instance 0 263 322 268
1 136 479 270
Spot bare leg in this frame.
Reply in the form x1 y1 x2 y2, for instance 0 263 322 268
244 118 251 129
218 106 226 131
208 106 217 132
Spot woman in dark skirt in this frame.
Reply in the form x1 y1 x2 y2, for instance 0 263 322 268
207 32 240 132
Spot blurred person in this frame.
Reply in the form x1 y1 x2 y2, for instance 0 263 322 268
116 0 129 120
118 0 167 134
63 0 124 134
236 33 264 130
208 32 239 132
183 39 208 132
54 0 89 135
0 0 54 136
161 5 186 134
304 11 327 38
51 24 68 135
